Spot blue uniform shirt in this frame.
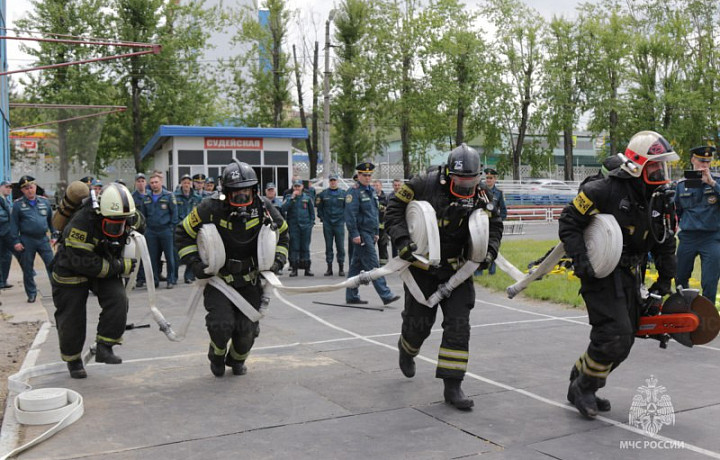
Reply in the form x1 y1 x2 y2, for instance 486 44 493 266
142 190 178 231
174 189 201 221
674 176 720 232
282 191 315 227
132 189 147 209
11 195 53 244
345 184 379 239
0 196 11 237
489 185 508 220
316 187 347 224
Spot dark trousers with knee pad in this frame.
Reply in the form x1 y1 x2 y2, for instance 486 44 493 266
575 267 639 389
53 276 128 361
203 282 262 360
399 266 474 380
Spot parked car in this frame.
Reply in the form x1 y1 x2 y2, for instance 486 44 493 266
524 179 576 195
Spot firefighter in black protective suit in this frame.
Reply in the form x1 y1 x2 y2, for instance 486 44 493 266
385 144 503 410
175 161 289 377
559 130 678 418
52 183 138 379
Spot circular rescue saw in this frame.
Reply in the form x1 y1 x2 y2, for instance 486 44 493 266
636 288 720 348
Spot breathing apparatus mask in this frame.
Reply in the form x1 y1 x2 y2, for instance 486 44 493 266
227 187 254 208
449 174 480 199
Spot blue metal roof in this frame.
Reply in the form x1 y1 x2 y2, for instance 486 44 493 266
140 125 309 160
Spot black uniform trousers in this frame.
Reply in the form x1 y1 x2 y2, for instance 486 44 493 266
204 281 262 360
400 266 474 380
53 277 128 361
577 266 639 387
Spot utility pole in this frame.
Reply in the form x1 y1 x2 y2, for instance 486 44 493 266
322 9 336 187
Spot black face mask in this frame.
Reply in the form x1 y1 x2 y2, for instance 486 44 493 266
227 188 254 207
102 218 127 238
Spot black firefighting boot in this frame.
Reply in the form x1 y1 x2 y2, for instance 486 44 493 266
338 263 345 277
324 263 333 276
67 359 87 379
208 345 225 377
569 364 611 412
305 261 314 276
567 373 600 418
289 262 298 277
95 342 122 364
443 378 474 410
398 339 415 378
225 354 247 376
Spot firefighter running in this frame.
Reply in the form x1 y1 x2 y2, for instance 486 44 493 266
559 131 678 418
385 143 503 410
175 160 289 377
51 183 138 378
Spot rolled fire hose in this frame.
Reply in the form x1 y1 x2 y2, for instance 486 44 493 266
2 325 94 460
505 213 623 298
403 210 490 307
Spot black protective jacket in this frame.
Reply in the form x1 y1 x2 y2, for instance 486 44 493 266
558 171 676 283
385 167 503 266
175 194 289 283
52 204 129 284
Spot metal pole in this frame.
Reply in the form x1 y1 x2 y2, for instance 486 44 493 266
322 11 335 187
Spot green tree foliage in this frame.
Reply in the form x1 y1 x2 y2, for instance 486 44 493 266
332 0 374 177
540 15 593 180
484 0 546 180
226 0 293 128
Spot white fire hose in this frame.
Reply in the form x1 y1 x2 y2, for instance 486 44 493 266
505 214 623 298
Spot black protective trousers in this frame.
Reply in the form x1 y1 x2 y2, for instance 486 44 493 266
400 266 474 380
578 267 640 388
203 282 262 359
53 277 128 361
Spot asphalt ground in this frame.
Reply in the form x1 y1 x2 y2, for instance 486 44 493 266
2 222 720 459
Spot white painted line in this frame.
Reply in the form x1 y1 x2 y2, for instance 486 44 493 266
276 291 720 459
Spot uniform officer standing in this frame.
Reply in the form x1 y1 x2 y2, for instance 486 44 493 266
10 176 54 303
176 161 289 377
674 145 720 305
192 173 208 197
174 174 201 284
345 162 400 305
141 172 178 289
204 177 216 194
132 173 147 208
0 180 15 289
316 174 346 276
52 183 137 378
385 145 503 410
282 179 315 277
264 182 283 209
559 131 678 419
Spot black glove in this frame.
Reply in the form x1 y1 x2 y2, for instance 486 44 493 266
478 252 495 270
122 258 137 276
191 260 213 280
649 278 672 296
269 259 284 274
572 253 595 280
397 239 417 262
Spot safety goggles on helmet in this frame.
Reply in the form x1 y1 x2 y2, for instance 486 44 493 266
102 218 127 238
449 174 480 199
642 161 671 186
228 188 254 207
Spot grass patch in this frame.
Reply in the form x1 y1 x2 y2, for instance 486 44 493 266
473 239 696 308
475 239 585 308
